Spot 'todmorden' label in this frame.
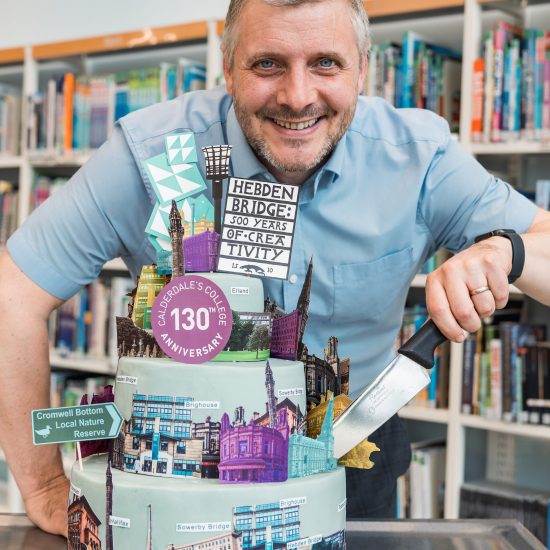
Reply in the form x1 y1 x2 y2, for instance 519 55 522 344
338 498 347 512
176 522 232 533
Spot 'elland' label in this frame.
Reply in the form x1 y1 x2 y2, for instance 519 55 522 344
279 496 306 508
338 498 347 512
176 522 232 533
70 483 81 497
230 287 250 295
109 515 131 528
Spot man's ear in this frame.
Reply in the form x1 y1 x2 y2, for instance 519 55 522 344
357 54 368 94
223 56 234 96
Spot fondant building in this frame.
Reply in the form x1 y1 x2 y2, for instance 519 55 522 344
192 416 221 478
131 265 170 329
270 310 301 360
288 395 337 478
184 229 220 272
114 393 203 478
233 502 301 549
218 407 289 483
169 199 185 278
67 495 102 550
167 531 242 550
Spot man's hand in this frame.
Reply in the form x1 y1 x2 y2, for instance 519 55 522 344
24 473 69 537
425 236 513 342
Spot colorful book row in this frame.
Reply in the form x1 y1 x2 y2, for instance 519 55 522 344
27 61 206 153
395 304 449 410
471 22 550 143
0 86 21 156
365 32 461 132
462 319 549 425
49 276 134 361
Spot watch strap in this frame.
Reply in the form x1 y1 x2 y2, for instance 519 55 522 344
474 229 525 284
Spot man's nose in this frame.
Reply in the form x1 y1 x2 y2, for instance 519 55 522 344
276 66 318 112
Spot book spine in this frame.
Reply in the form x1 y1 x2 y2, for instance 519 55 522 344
489 338 503 419
471 58 485 142
483 31 494 143
491 26 506 142
63 73 75 153
462 334 476 414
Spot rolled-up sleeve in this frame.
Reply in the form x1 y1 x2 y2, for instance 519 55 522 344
7 125 152 300
419 137 537 253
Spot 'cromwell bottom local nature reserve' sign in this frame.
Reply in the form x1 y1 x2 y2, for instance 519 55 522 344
32 403 124 445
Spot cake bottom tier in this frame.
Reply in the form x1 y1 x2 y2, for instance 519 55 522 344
69 454 347 549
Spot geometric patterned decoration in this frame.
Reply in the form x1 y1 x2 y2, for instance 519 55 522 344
165 132 198 165
142 154 206 205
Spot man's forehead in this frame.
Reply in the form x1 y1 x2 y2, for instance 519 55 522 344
234 0 355 56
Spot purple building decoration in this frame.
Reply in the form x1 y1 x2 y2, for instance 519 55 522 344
218 361 290 483
271 257 313 360
184 230 221 272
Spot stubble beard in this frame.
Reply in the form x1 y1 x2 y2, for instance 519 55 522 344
233 96 357 176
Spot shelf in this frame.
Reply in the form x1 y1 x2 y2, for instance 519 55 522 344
28 151 92 167
32 21 208 60
0 156 22 169
460 414 550 441
102 258 128 272
50 350 116 375
470 141 550 155
0 47 24 65
399 405 450 424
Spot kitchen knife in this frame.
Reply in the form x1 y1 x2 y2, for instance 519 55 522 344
333 319 447 458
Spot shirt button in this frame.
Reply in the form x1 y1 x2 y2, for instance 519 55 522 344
289 274 298 284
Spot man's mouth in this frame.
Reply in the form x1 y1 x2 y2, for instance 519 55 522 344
271 117 320 130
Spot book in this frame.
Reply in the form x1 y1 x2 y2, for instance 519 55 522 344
471 58 485 141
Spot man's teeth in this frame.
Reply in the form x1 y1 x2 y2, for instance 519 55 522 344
273 118 318 130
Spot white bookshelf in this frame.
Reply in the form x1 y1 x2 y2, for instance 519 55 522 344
0 0 548 526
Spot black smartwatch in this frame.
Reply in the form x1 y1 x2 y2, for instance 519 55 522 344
474 229 525 284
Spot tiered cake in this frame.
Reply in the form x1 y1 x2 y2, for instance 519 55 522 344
68 272 347 550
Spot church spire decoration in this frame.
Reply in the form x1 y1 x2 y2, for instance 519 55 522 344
296 256 313 357
265 360 277 428
169 200 185 278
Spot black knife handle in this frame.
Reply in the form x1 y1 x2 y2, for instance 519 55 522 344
397 319 448 370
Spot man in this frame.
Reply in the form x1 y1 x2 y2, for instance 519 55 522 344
1 0 549 537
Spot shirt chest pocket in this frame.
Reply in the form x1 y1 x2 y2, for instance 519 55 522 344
332 247 413 322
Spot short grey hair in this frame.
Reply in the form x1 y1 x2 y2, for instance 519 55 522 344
222 0 371 69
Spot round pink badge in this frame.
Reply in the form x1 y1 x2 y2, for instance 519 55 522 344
151 275 233 363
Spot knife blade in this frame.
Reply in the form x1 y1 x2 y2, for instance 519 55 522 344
333 319 447 458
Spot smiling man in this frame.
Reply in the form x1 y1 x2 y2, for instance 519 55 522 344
1 0 550 536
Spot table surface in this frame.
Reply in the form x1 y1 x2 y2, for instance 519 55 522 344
0 516 546 550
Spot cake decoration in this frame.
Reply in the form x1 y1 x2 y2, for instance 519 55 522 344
217 177 299 279
65 134 376 549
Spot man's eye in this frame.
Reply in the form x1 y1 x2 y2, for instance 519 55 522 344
257 60 275 69
319 58 336 68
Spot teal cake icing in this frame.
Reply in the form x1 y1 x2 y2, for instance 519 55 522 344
68 274 347 549
70 455 346 549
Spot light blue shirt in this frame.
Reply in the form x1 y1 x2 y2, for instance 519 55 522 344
8 86 537 395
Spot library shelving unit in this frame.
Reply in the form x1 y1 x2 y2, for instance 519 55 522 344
0 0 548 526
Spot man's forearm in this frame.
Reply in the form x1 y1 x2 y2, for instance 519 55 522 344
0 302 65 500
518 211 550 306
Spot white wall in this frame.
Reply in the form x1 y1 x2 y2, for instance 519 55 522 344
0 0 230 48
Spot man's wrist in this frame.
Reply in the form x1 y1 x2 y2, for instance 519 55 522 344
474 229 524 283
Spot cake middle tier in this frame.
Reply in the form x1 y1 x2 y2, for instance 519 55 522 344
113 357 308 481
